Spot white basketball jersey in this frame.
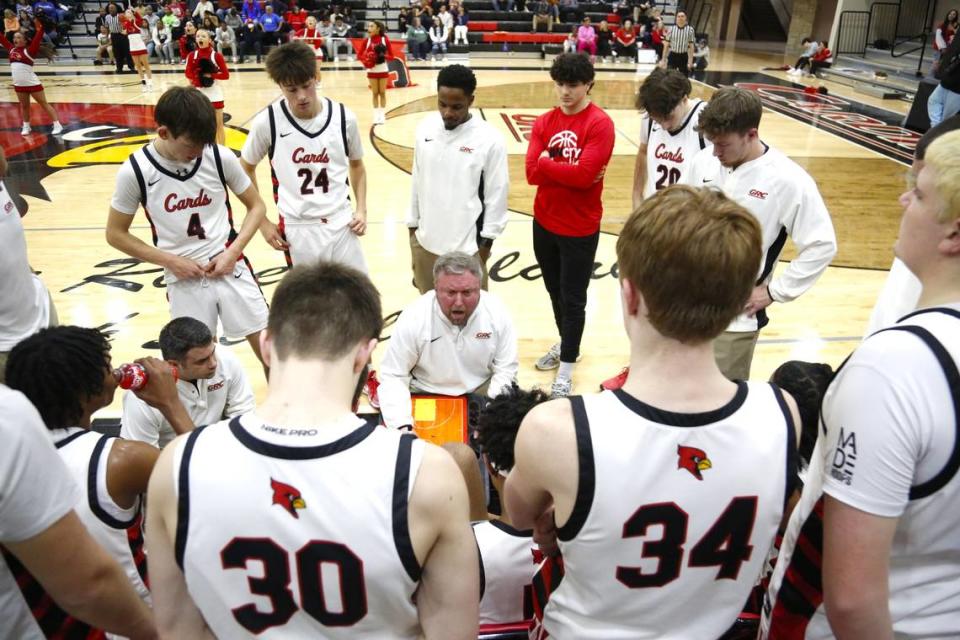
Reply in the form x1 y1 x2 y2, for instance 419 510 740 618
763 307 960 640
176 414 425 639
544 385 795 640
474 520 538 625
126 143 236 278
268 98 354 226
642 100 708 198
52 428 151 604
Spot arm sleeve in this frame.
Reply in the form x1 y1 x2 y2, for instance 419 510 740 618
377 309 421 428
223 350 256 417
767 178 838 303
345 109 364 161
524 115 547 186
239 108 273 166
487 301 519 398
219 149 253 194
119 392 163 448
27 23 43 55
0 390 80 542
0 32 13 50
212 51 230 80
479 135 509 241
820 355 924 518
534 113 616 189
184 52 200 86
110 161 144 215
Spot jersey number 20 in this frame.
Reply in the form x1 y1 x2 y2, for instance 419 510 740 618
221 538 367 633
616 496 758 588
655 164 682 190
297 168 330 195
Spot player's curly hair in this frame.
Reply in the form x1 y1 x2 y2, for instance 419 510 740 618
770 360 834 468
5 326 112 431
437 64 477 96
475 384 550 473
549 52 595 85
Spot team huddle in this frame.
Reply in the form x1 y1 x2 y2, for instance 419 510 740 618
0 45 959 640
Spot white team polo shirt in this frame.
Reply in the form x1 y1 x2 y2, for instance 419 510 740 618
120 346 255 448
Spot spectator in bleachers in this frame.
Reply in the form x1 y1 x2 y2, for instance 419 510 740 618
437 3 452 37
562 25 576 52
223 7 241 28
141 15 156 59
241 0 261 22
238 16 263 61
530 0 552 32
215 18 236 61
416 0 433 19
192 0 215 23
808 39 832 76
32 0 64 25
201 12 218 31
575 16 595 57
165 0 186 37
153 18 174 61
285 4 307 33
406 14 429 60
341 4 356 28
328 14 352 59
257 3 282 45
546 0 559 23
15 1 33 19
453 5 467 44
428 14 447 59
93 5 107 32
160 5 181 40
94 23 113 63
4 9 19 41
215 0 232 20
398 5 410 31
596 19 612 61
557 0 580 24
933 9 958 67
613 17 636 62
178 19 197 59
492 0 515 12
649 16 664 60
143 5 159 30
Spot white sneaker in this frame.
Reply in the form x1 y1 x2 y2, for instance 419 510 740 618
550 378 572 399
21 124 31 136
535 343 561 370
232 56 237 63
51 122 63 135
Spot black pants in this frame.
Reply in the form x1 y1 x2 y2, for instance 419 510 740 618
667 51 690 75
810 59 832 75
793 55 810 70
240 33 263 61
111 32 133 72
532 219 600 363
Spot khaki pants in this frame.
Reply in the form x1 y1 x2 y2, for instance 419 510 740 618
713 330 759 381
0 291 59 385
409 233 488 294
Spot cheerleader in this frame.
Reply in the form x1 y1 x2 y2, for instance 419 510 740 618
0 19 63 136
295 14 324 72
357 20 391 124
122 8 153 90
185 28 229 144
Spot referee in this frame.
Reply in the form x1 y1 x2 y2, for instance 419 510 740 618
660 10 695 76
104 3 133 73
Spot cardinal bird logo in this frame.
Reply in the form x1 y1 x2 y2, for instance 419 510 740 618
677 445 712 481
271 478 307 518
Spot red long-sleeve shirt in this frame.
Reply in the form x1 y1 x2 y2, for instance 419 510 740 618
525 102 615 237
185 46 229 87
0 24 43 64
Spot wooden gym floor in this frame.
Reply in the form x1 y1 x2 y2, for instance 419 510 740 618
0 48 918 416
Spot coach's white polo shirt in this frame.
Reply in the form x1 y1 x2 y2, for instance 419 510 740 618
120 346 255 448
688 143 838 332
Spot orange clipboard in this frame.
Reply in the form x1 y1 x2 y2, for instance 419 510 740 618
410 395 469 446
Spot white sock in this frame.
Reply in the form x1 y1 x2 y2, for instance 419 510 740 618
557 361 575 382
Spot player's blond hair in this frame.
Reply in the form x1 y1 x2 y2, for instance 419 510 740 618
921 129 960 222
616 185 762 343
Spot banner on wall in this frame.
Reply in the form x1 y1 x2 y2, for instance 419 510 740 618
349 38 414 88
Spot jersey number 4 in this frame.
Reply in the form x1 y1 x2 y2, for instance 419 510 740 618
655 164 682 189
187 213 207 240
297 168 330 195
221 538 367 633
616 496 758 588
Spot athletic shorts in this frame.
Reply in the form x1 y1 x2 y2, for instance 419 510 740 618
280 218 368 273
167 258 268 339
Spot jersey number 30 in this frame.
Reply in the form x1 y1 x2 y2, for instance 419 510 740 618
616 496 758 588
221 538 367 632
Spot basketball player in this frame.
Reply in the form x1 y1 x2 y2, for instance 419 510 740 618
0 385 157 640
105 86 269 369
121 316 254 448
631 67 709 208
5 327 188 619
474 384 550 627
864 113 960 334
525 52 615 398
146 261 479 638
762 130 960 640
505 185 800 638
688 87 837 380
240 41 368 272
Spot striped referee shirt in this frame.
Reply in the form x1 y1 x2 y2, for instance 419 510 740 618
104 13 122 33
667 23 695 52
